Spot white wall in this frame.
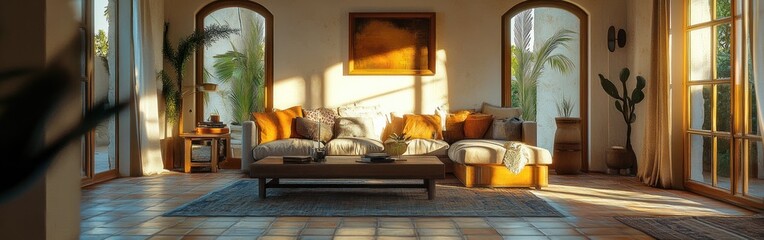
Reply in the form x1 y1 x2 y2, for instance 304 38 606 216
164 0 631 171
533 8 582 155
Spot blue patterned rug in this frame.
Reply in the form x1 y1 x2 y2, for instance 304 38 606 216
164 179 563 217
617 216 764 240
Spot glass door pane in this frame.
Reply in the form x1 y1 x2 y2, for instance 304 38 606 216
92 0 116 174
747 140 764 198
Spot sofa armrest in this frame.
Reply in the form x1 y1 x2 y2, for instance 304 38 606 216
241 121 258 173
522 121 537 146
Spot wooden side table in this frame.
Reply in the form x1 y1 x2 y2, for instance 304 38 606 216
180 132 231 173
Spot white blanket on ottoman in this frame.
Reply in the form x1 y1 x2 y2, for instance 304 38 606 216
503 141 531 174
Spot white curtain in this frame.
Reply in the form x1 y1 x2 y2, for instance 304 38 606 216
753 0 764 140
131 0 166 175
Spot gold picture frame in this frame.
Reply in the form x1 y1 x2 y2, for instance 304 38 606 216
348 12 436 75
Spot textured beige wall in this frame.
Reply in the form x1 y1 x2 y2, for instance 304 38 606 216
0 0 82 239
164 0 632 171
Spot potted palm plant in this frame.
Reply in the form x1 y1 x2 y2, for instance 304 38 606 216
553 96 582 174
158 23 237 168
510 10 576 121
209 17 266 162
598 67 646 175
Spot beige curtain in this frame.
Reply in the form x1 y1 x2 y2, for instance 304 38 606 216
638 0 673 188
131 0 167 175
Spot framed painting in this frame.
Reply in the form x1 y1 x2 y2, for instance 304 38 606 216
348 12 436 75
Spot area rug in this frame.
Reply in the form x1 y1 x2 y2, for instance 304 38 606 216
164 179 563 217
616 216 764 240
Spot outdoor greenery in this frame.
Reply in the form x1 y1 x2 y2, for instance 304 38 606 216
211 13 266 124
509 10 576 121
701 0 732 178
159 23 237 126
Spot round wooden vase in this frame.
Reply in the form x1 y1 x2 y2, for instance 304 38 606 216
554 117 582 174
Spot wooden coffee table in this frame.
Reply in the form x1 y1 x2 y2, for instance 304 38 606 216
250 156 445 200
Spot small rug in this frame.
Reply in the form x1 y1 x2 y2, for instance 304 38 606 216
616 216 764 240
164 179 563 217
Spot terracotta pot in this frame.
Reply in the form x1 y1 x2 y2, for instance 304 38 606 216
606 146 634 170
554 117 582 175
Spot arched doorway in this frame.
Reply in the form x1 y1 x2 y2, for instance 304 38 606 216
195 0 274 124
501 1 590 171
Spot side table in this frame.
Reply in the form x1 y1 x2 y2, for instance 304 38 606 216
180 132 231 173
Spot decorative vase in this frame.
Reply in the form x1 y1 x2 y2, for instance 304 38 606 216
553 117 582 174
606 146 634 174
384 142 409 158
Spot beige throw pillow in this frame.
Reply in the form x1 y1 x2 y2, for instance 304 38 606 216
334 117 379 139
491 117 523 141
481 102 522 138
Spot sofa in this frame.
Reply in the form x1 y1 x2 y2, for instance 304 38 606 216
241 104 552 189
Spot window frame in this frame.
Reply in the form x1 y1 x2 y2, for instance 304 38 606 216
683 0 763 209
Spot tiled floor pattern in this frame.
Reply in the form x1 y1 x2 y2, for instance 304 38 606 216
80 170 755 239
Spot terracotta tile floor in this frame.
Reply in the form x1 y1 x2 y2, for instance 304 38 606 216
80 170 755 239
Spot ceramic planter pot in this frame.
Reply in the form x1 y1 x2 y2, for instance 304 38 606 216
606 146 635 171
384 142 409 157
554 117 582 175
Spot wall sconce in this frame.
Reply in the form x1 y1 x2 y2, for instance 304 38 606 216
607 26 626 52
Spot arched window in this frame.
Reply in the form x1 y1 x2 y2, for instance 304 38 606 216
195 0 273 125
502 1 589 170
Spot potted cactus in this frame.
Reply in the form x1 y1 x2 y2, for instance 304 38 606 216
385 133 410 158
598 67 646 175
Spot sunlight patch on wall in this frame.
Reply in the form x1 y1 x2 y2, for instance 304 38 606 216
273 76 306 108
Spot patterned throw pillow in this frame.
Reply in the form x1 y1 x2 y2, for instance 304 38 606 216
302 108 339 126
294 117 333 143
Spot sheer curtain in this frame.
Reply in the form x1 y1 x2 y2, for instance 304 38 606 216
753 0 764 140
131 0 166 175
638 0 674 188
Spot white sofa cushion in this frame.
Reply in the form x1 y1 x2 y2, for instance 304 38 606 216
326 137 384 155
253 138 321 160
401 139 449 156
448 139 552 165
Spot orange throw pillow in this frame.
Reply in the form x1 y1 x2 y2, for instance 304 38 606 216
381 113 405 142
463 113 493 139
252 106 303 144
402 114 442 140
443 110 472 143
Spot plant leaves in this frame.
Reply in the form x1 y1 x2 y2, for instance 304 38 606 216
636 75 646 90
599 74 622 100
629 112 637 123
615 101 623 113
619 67 630 82
631 89 645 104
